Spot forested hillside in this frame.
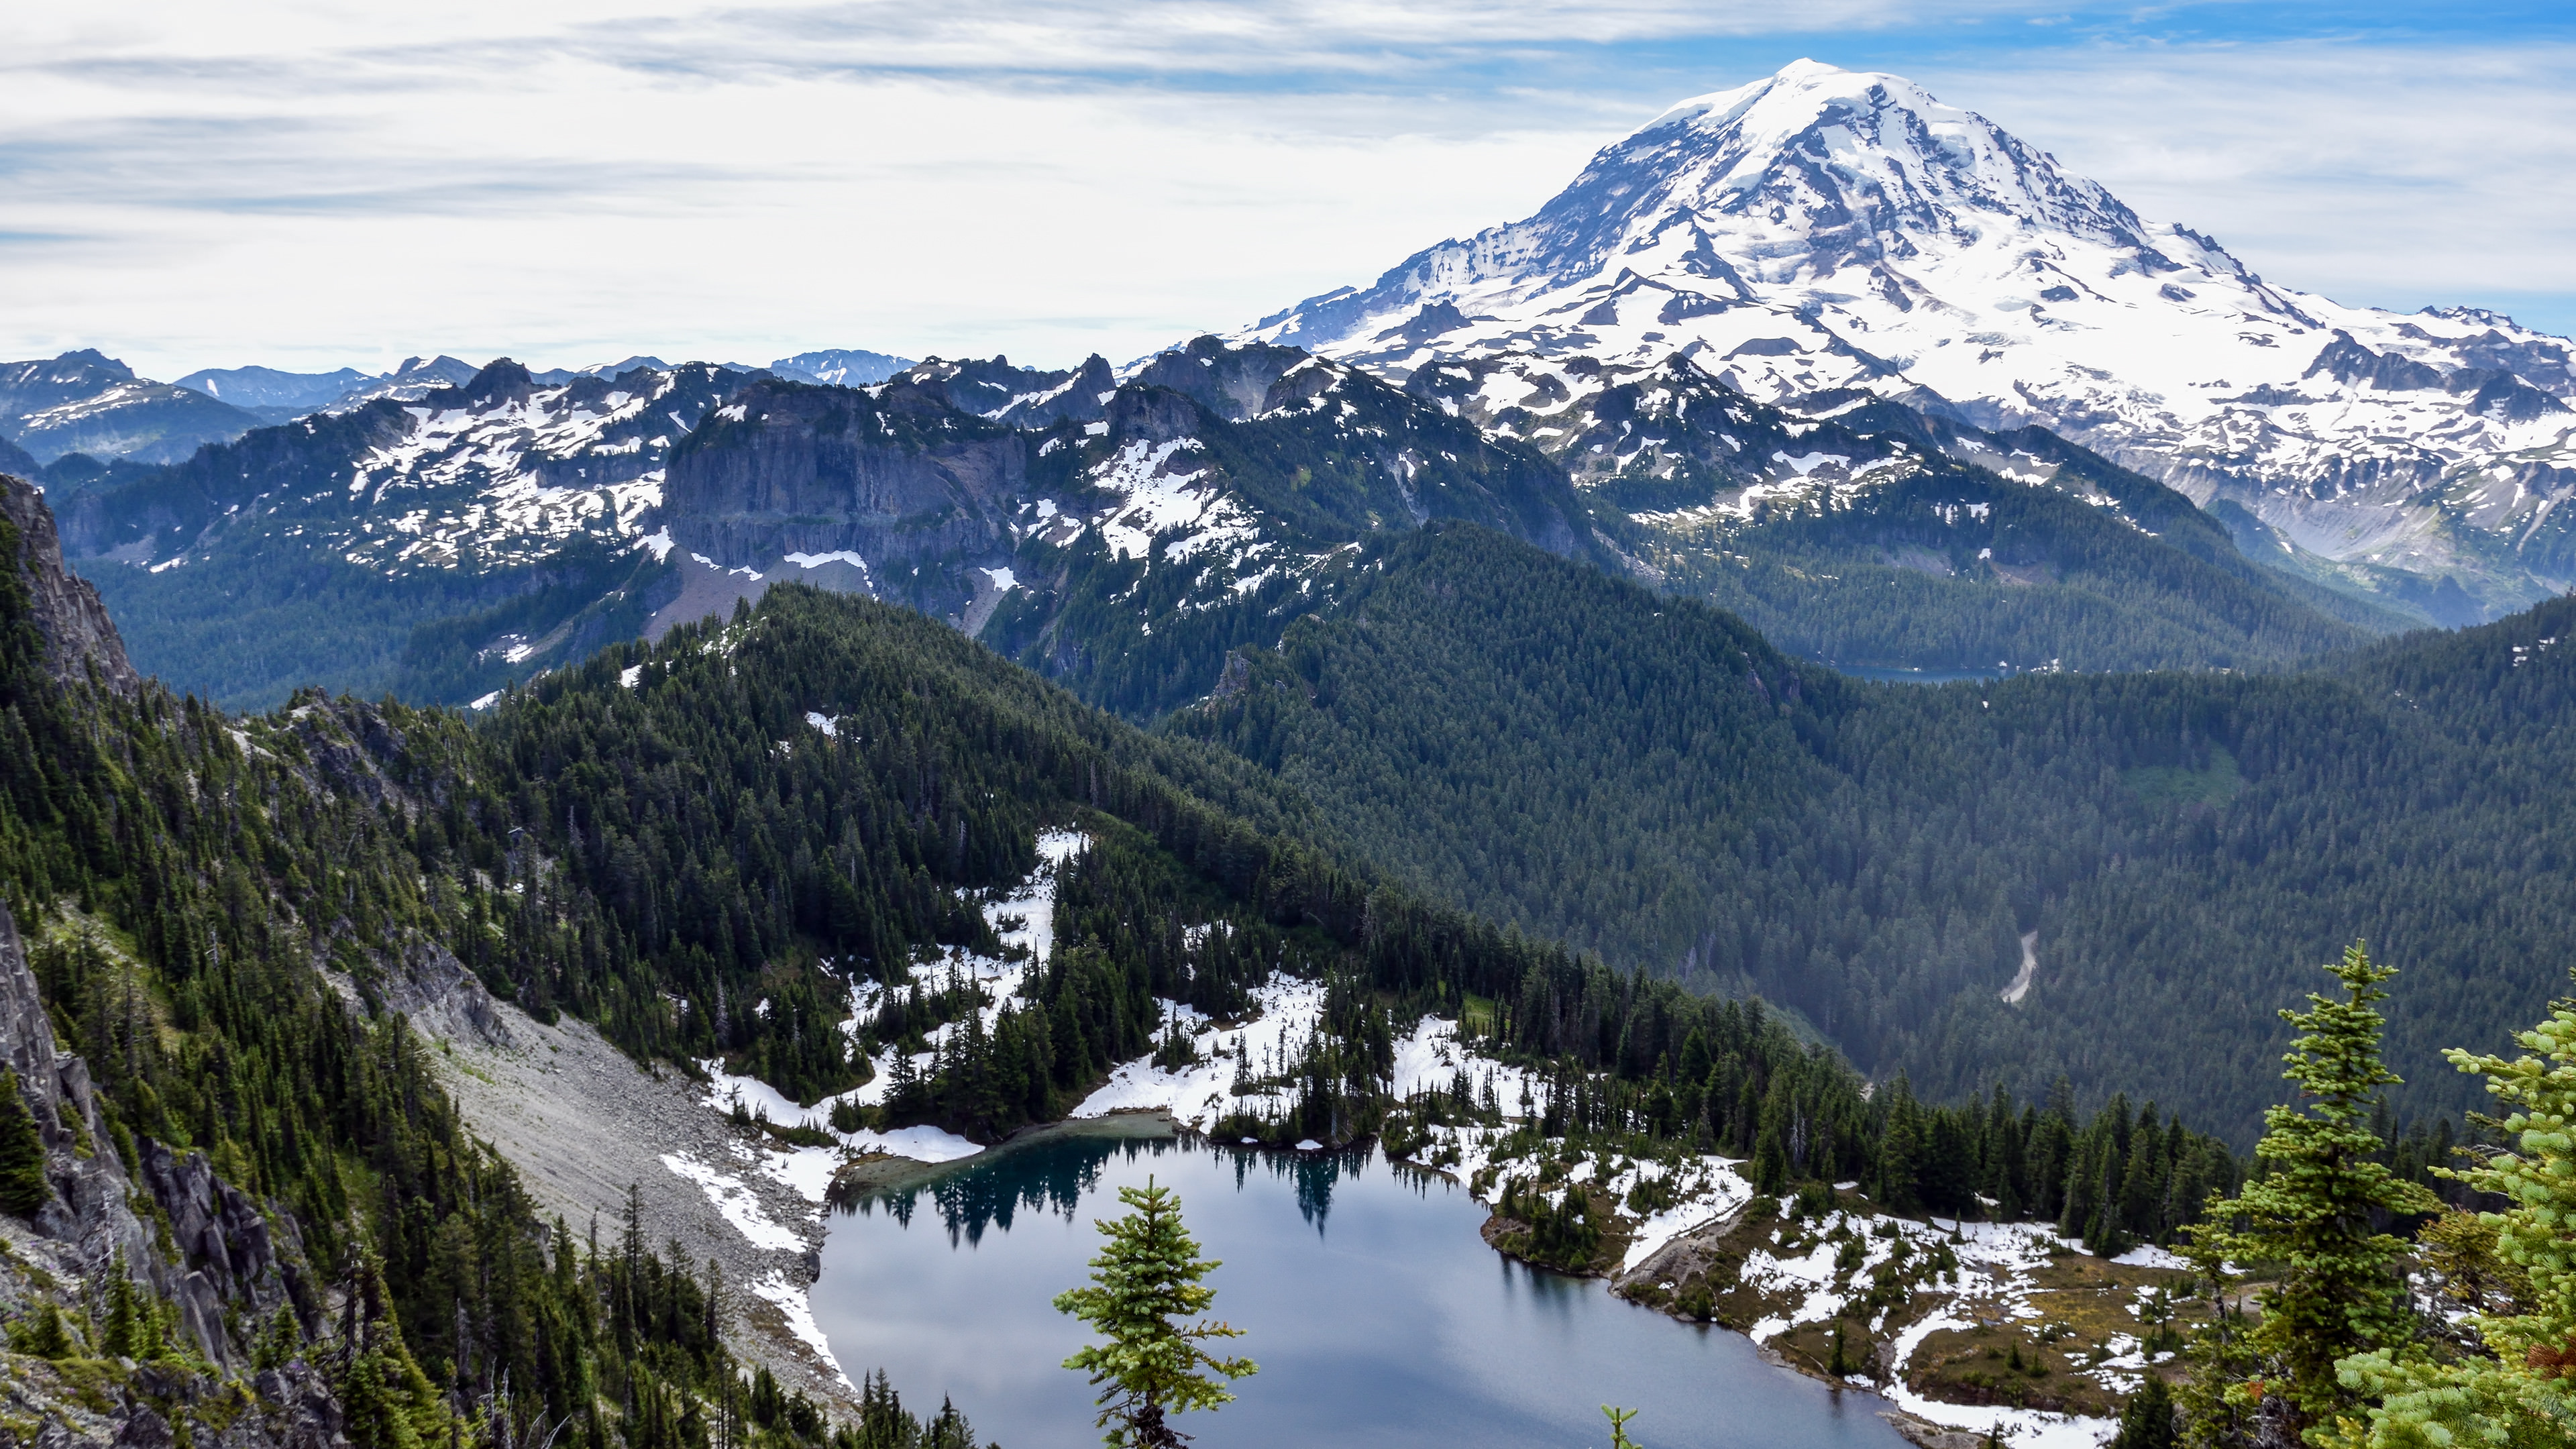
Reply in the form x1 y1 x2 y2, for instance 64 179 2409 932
0 475 980 1448
3 465 2517 1446
1171 523 2576 1138
398 584 2268 1255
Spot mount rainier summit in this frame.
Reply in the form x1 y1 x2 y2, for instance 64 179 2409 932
1241 58 2576 619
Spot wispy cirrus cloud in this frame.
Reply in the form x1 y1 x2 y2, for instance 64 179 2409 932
0 2 2567 378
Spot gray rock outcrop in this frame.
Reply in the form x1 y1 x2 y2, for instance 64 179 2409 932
0 471 141 693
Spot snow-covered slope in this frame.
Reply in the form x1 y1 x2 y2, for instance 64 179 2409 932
0 350 268 464
328 360 721 572
1242 59 2576 615
84 358 737 577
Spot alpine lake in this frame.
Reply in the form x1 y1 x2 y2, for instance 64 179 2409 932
812 1118 1913 1449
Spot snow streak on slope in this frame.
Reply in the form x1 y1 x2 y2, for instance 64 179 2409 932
1242 59 2576 604
338 366 733 571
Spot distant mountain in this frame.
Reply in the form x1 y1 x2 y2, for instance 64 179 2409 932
297 354 484 410
58 331 2378 711
58 358 745 708
1411 350 2403 664
769 347 914 386
0 350 267 464
55 339 1603 713
1242 59 2576 621
174 362 371 413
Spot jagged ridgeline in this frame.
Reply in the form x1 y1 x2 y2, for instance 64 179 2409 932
1171 523 2576 1138
0 476 974 1449
59 332 2392 724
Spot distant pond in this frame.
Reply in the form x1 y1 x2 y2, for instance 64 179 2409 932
814 1126 1910 1449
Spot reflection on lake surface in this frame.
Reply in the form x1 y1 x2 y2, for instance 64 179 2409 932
814 1130 1909 1449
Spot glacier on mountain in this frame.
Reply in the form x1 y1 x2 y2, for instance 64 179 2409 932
1240 59 2576 614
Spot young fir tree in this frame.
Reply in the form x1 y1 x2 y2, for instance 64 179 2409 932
338 1249 451 1449
7 1299 72 1358
2185 943 2438 1442
1053 1176 1256 1448
2112 1373 2178 1449
2326 983 2576 1447
0 1067 50 1217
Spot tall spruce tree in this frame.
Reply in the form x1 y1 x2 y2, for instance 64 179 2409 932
1054 1176 1256 1448
0 1067 49 1216
2187 943 2438 1442
2328 982 2576 1447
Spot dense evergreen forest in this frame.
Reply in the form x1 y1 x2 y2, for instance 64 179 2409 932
1171 523 2576 1138
0 480 981 1447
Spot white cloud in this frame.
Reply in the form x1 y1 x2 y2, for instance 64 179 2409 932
1917 43 2576 328
0 6 2567 380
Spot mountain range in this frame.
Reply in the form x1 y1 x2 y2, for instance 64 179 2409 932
28 58 2575 712
0 347 917 472
14 54 2575 1449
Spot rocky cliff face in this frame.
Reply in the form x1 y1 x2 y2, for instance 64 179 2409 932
0 472 139 694
665 374 1034 571
649 336 1603 712
1 900 346 1447
0 477 345 1446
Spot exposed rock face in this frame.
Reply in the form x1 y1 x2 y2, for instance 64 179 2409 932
2 902 336 1444
0 472 140 693
659 337 1601 697
664 374 1032 570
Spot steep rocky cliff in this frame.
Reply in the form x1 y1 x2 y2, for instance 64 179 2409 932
661 335 1602 714
0 474 139 694
0 899 347 1447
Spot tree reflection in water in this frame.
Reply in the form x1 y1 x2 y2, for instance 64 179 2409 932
843 1133 1411 1246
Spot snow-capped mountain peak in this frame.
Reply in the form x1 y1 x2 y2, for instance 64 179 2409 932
1243 59 2576 616
1604 58 2149 264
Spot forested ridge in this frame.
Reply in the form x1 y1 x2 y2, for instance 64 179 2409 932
0 480 985 1448
1171 523 2576 1139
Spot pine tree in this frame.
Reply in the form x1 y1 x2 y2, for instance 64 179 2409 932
339 1249 451 1449
100 1248 144 1359
0 1067 50 1216
2112 1373 2178 1449
7 1299 71 1358
1053 1175 1257 1448
2326 981 2576 1447
2188 943 2438 1440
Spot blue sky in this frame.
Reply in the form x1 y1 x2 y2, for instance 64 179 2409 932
3 1 2569 378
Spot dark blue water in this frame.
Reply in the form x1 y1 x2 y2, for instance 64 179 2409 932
813 1129 1908 1449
